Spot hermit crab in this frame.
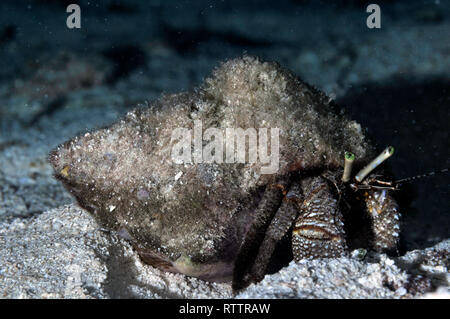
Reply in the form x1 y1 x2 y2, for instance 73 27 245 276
50 56 401 290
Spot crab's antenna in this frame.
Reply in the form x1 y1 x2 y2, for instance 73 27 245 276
342 151 355 182
355 146 394 182
395 168 449 185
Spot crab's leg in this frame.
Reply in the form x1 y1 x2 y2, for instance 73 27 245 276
232 180 288 290
247 185 301 284
364 189 400 253
293 176 347 260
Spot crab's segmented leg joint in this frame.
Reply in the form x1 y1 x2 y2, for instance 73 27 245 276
293 176 347 260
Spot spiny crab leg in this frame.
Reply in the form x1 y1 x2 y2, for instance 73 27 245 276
355 146 395 182
364 187 400 253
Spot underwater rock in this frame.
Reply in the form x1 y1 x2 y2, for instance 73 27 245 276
50 56 375 282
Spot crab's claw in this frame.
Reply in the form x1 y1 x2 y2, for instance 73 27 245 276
364 189 401 254
292 176 347 260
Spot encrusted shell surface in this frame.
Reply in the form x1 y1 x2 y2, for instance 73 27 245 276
50 56 374 278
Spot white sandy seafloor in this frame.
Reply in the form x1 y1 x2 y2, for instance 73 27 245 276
0 204 448 299
0 0 449 298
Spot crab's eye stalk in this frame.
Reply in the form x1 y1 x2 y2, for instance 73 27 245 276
342 151 355 182
355 146 394 182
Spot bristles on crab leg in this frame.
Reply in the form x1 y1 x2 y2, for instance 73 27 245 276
364 188 401 253
355 146 394 182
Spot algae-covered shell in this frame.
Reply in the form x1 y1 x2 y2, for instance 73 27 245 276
50 56 374 281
